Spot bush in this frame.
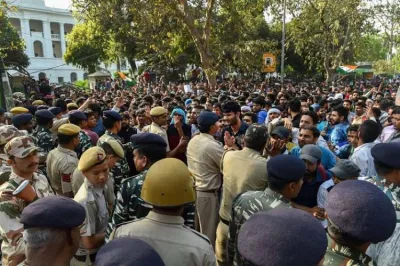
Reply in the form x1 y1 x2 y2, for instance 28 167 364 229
74 80 89 89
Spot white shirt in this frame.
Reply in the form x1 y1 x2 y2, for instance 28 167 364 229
350 142 377 177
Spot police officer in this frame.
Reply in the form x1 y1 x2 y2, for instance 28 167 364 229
0 136 54 265
32 109 55 164
187 111 224 247
106 133 167 238
46 124 80 197
324 180 396 265
97 110 130 192
237 208 327 266
110 158 216 266
228 154 306 265
32 100 45 106
20 196 86 266
72 139 124 211
12 113 34 133
10 107 29 116
69 110 93 158
217 125 268 265
73 147 110 266
95 238 165 266
365 142 400 265
0 125 24 184
143 106 188 158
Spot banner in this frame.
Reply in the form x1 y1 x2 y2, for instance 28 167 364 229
262 53 276 73
363 72 374 80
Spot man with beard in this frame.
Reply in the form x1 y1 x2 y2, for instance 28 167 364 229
118 113 137 175
291 144 330 221
292 111 328 149
385 106 400 142
135 109 147 133
221 101 248 150
351 102 367 125
0 136 54 265
329 105 349 150
187 105 204 135
336 124 359 159
343 99 355 123
290 125 336 170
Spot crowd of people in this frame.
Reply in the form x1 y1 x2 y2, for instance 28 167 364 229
0 75 400 266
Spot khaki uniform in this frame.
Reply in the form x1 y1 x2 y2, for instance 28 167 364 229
71 169 115 209
0 172 54 265
216 147 268 264
46 146 78 196
73 179 109 266
110 211 216 266
187 133 224 247
143 122 171 152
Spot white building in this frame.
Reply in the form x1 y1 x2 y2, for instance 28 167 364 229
7 0 119 84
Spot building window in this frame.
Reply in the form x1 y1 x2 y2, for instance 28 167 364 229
58 77 64 83
83 73 89 80
70 72 77 83
33 41 44 57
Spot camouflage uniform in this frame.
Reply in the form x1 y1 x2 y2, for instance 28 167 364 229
75 130 93 159
0 172 54 265
323 235 372 265
97 131 130 191
0 154 11 186
364 176 400 266
106 170 195 240
227 188 289 265
31 126 54 159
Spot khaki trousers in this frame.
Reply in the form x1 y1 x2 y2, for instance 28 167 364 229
215 221 229 265
196 190 219 248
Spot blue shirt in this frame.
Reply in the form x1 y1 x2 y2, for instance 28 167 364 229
93 117 105 137
317 121 333 141
257 110 268 124
290 145 336 170
330 123 349 147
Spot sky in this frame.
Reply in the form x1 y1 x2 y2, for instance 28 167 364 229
45 0 72 9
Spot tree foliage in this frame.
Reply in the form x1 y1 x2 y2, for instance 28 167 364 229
0 9 29 73
353 35 388 63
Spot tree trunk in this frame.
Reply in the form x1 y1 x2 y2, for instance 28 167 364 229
326 68 337 83
127 58 136 74
199 50 217 86
116 58 121 72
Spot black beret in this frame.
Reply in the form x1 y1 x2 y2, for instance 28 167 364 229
371 142 400 169
130 133 167 150
267 154 306 182
103 110 122 121
21 196 85 229
0 107 5 114
49 107 62 116
35 109 55 119
197 111 219 127
25 105 37 115
326 180 396 243
95 238 165 266
237 208 327 266
69 110 87 120
12 113 33 127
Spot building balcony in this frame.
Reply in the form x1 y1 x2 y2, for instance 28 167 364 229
31 31 44 38
51 34 61 40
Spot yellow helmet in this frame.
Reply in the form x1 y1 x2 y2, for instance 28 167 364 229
141 158 195 207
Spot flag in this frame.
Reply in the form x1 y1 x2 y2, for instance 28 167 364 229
337 65 357 74
118 72 136 86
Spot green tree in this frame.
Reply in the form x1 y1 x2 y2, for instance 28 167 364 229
373 0 400 60
0 9 29 74
64 21 109 73
275 0 369 82
354 35 388 63
71 0 271 85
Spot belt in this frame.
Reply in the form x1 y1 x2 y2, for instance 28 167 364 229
220 216 230 226
74 253 97 263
